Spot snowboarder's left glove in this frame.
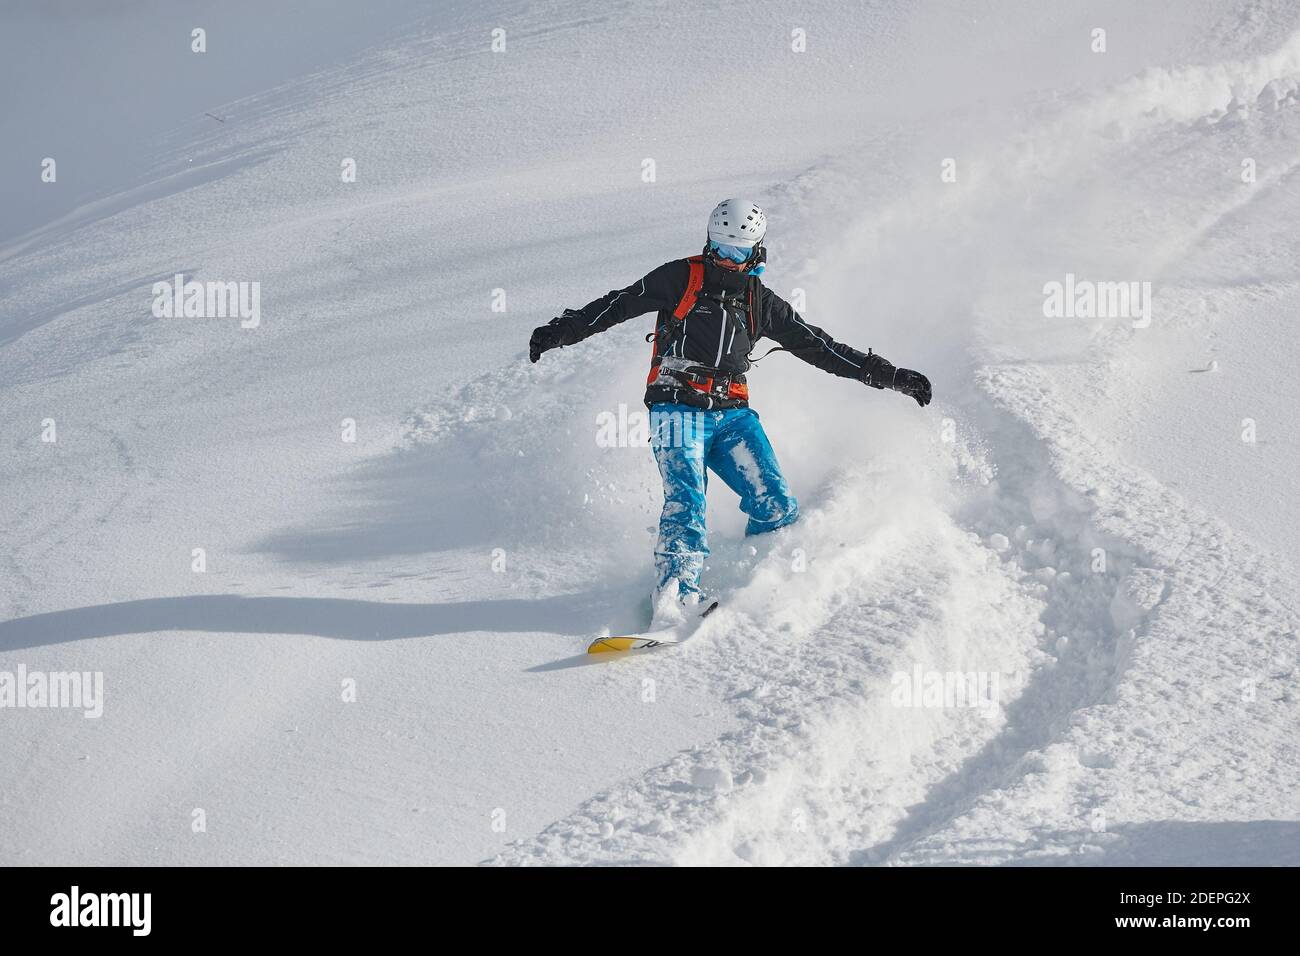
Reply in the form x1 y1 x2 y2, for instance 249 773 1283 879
892 368 932 407
529 312 578 362
861 351 931 407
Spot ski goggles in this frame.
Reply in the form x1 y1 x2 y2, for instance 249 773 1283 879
708 240 755 263
708 240 767 275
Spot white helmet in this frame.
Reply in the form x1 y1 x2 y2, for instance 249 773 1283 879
707 198 767 249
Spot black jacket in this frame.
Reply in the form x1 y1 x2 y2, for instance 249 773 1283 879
552 256 894 409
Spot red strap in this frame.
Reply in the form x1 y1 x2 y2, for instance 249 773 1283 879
673 256 705 320
650 257 705 385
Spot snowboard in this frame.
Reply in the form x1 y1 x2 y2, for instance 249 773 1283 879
587 600 719 654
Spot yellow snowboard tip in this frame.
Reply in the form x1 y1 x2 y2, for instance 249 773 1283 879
587 636 641 654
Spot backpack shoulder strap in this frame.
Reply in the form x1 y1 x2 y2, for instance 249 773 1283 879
746 275 761 338
672 256 705 320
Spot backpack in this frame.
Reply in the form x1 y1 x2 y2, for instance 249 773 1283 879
646 256 759 360
672 255 759 338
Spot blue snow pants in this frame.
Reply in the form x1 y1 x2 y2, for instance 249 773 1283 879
650 403 799 596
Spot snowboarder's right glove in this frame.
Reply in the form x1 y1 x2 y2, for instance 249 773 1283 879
861 351 932 407
529 312 578 363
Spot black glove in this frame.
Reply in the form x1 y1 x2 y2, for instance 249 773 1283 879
529 315 572 363
861 351 932 407
892 368 932 407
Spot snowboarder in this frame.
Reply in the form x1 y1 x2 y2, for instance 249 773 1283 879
529 199 931 619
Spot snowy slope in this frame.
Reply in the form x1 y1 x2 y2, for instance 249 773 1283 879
1 0 1297 866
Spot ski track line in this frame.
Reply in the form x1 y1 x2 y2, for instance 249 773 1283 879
872 41 1300 863
889 364 1300 865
